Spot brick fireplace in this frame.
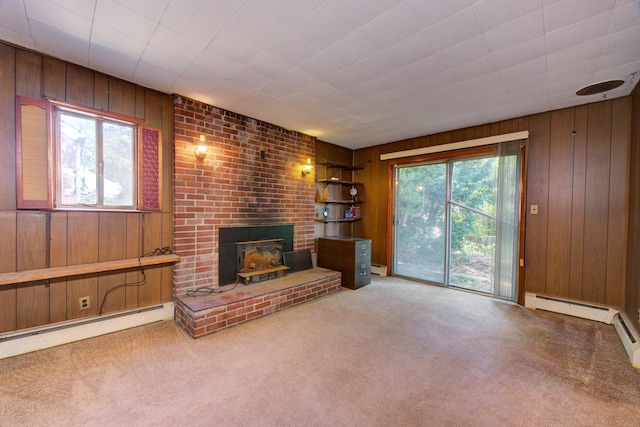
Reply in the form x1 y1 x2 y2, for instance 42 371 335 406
173 96 316 294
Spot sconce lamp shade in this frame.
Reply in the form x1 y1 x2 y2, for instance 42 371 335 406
195 145 207 160
301 158 313 177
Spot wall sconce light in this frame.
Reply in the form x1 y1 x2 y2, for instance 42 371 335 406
301 158 313 177
195 135 207 160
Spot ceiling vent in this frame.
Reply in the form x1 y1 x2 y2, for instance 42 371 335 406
576 79 624 96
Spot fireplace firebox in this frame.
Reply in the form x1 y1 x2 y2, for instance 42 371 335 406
219 225 294 285
236 238 289 284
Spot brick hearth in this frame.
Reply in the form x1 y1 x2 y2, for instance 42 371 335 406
175 268 341 338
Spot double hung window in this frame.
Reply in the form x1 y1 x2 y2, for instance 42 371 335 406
16 97 161 211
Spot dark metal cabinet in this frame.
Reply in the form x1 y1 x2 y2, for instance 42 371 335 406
317 237 371 289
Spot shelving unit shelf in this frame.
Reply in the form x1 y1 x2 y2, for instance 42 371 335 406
315 160 364 238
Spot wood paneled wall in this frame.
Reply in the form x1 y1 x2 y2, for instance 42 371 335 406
628 84 640 329
354 99 631 308
0 42 174 333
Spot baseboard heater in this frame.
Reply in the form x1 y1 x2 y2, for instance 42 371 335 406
0 302 174 360
371 264 387 276
613 312 640 369
525 292 640 369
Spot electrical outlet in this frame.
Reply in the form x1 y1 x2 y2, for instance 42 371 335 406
79 296 90 310
530 204 539 215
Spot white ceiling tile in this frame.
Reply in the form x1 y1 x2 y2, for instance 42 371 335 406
0 27 35 49
326 0 398 28
504 71 549 95
349 52 397 81
304 81 341 101
180 62 226 88
259 80 298 100
323 32 378 67
399 0 472 28
460 71 508 103
231 66 272 90
48 0 96 19
88 43 138 79
603 26 640 55
148 25 203 62
172 76 211 100
594 60 640 83
472 0 542 32
252 0 323 27
274 67 317 91
398 54 448 80
450 55 498 81
436 35 491 68
246 50 292 79
114 0 171 22
498 56 547 84
322 91 356 109
610 1 640 32
598 45 640 70
91 22 147 59
267 30 317 66
356 5 417 50
94 0 158 42
543 0 617 32
421 8 481 51
207 27 263 64
547 38 605 70
0 0 25 14
545 11 611 54
547 57 598 84
25 0 92 40
324 68 367 91
283 91 320 110
380 33 435 68
483 10 544 53
297 51 346 80
141 44 190 75
30 20 90 64
159 0 224 46
0 4 30 35
366 69 411 94
490 37 546 69
227 1 288 48
193 47 243 78
410 70 458 95
134 60 178 92
293 3 353 49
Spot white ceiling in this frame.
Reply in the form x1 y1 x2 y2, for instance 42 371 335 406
1 0 639 149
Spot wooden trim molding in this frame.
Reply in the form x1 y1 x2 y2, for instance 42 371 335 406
380 130 529 161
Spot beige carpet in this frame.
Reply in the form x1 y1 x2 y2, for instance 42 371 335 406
1 276 639 426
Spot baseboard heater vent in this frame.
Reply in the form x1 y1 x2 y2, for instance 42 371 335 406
525 292 640 369
613 312 640 368
371 264 387 276
524 292 617 324
0 302 174 360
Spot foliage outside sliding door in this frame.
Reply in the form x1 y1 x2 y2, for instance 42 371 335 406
392 141 522 300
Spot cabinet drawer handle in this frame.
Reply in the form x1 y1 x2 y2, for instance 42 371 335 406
360 272 367 275
361 244 367 249
360 264 366 269
360 252 367 256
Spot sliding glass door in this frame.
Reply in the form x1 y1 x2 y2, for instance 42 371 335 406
392 142 521 300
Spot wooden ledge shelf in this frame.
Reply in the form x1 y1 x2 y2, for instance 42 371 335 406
0 254 180 286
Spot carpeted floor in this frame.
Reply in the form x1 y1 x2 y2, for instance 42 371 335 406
1 276 639 426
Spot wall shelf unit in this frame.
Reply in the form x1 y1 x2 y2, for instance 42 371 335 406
315 160 364 238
